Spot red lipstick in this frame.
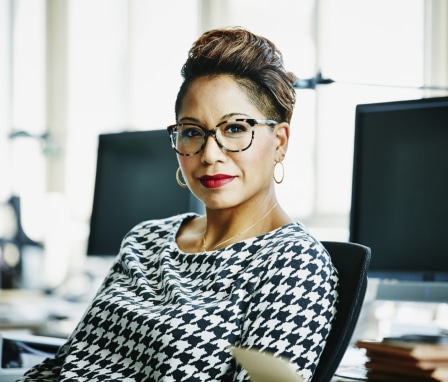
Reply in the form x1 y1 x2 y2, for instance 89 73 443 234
200 174 235 189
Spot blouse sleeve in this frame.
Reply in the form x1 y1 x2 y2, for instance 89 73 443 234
237 238 339 382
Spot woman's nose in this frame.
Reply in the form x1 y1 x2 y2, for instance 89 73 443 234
201 134 226 164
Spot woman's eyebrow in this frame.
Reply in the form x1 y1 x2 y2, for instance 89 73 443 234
178 116 200 123
222 112 251 120
178 112 252 124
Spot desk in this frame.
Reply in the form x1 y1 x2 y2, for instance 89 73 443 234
0 291 85 382
0 332 65 382
0 290 86 338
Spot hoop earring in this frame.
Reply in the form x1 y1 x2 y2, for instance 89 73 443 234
273 161 285 184
176 167 188 188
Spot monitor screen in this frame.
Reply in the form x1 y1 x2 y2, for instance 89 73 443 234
350 96 448 285
87 129 203 257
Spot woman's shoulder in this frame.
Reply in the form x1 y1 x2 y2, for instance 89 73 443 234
269 221 322 247
118 213 199 250
128 212 199 234
259 221 331 264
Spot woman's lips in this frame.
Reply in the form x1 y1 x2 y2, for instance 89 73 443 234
200 174 235 188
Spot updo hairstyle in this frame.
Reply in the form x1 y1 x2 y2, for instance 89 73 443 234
175 27 297 124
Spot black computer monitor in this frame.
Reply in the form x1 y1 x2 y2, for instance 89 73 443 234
350 96 448 302
87 129 203 258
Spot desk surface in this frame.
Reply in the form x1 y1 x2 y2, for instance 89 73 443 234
0 290 86 337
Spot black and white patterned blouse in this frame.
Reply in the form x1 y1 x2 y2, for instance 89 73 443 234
20 213 339 382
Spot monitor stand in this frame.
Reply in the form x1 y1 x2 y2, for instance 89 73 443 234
375 279 448 303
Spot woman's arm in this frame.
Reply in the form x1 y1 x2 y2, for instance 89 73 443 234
238 239 339 382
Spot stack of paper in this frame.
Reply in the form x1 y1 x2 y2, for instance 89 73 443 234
356 336 448 381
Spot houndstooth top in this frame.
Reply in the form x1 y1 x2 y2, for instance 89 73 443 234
20 213 338 382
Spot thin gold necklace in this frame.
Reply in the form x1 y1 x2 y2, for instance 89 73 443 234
202 202 278 252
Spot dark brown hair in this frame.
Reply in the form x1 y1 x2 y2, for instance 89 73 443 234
175 27 297 124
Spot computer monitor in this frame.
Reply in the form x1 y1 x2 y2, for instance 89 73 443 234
87 129 203 258
350 96 448 302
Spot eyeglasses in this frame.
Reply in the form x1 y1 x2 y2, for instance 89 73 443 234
167 118 278 156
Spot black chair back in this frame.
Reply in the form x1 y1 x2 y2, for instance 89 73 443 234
312 241 371 382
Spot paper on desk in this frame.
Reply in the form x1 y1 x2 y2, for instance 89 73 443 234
231 346 305 382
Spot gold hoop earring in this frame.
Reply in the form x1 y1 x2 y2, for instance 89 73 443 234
273 161 285 184
176 167 188 188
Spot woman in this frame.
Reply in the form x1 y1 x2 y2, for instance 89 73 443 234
20 27 338 382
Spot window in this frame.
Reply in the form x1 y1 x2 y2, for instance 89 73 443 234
311 0 448 239
1 0 47 240
65 0 200 221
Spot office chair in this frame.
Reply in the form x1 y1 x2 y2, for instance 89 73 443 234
311 241 371 382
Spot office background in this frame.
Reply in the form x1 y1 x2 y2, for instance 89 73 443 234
0 0 447 340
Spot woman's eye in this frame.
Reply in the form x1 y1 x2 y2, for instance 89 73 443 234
181 126 203 139
224 123 248 135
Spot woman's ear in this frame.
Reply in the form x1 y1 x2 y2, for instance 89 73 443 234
274 122 290 161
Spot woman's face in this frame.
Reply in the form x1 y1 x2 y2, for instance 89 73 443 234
177 75 289 211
